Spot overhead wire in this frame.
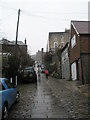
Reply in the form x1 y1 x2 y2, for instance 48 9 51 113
0 2 87 20
20 9 88 25
0 3 88 28
0 11 17 21
0 2 18 11
21 9 73 27
20 10 69 29
21 10 48 19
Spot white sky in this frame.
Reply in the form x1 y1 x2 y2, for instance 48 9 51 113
0 0 89 55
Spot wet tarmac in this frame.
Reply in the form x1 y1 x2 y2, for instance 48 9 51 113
9 75 69 119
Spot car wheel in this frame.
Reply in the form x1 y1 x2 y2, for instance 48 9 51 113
16 91 20 103
2 104 8 120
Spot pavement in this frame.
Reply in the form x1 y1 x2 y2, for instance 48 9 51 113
47 75 89 119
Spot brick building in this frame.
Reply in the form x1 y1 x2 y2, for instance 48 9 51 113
46 29 70 78
47 29 70 52
69 21 90 84
0 38 27 67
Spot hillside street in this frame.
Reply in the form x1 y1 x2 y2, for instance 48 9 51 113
8 74 89 119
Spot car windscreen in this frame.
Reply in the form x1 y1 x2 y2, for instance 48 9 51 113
4 79 13 88
24 68 34 73
0 82 5 91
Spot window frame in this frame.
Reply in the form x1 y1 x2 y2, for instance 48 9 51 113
2 84 5 90
4 79 13 89
54 42 58 48
71 34 76 48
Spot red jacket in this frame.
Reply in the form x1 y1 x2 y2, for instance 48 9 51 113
45 70 48 74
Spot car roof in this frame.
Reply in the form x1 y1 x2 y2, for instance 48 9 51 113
0 78 8 82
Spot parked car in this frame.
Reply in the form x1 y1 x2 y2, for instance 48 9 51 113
0 78 20 120
22 66 37 83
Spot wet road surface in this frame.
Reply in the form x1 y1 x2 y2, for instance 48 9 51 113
9 75 69 119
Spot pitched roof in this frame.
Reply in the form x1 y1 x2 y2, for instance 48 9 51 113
71 21 90 34
0 39 26 45
12 41 26 45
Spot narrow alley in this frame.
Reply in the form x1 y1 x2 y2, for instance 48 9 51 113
8 74 88 119
9 75 69 119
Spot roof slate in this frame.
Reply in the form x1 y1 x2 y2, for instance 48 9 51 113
71 21 90 34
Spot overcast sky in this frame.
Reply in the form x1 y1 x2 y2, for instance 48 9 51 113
0 0 89 55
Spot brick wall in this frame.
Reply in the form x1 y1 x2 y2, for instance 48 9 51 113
78 58 82 81
88 55 90 84
69 26 80 64
81 54 89 84
80 35 90 84
80 35 90 53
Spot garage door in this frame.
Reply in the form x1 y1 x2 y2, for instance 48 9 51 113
71 62 77 80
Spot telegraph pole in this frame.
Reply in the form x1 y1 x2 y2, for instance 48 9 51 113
16 9 21 45
15 9 21 83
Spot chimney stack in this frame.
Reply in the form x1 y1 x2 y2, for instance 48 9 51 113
41 48 43 53
25 38 26 44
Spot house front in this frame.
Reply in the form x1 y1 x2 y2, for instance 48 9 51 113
69 21 90 84
47 29 70 53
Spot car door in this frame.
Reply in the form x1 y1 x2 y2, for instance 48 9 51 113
4 79 17 107
0 81 2 120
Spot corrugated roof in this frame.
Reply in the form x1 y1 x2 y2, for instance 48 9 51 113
71 21 90 34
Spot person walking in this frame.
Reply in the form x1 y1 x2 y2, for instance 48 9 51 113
45 69 48 79
37 67 41 82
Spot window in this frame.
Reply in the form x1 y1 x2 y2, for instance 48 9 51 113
2 84 5 90
0 82 5 90
54 42 58 48
5 79 13 88
71 35 76 48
